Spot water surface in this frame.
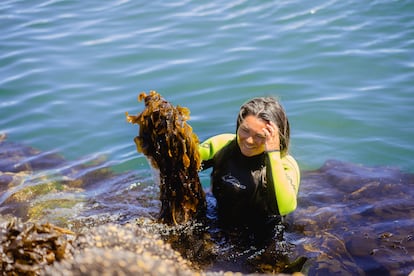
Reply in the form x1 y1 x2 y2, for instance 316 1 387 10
1 0 414 274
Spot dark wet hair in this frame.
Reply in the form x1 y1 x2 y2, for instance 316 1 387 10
237 96 290 156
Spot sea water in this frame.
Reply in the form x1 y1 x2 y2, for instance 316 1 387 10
1 0 414 274
1 0 413 174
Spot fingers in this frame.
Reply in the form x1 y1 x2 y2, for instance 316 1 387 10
263 121 278 138
263 122 280 151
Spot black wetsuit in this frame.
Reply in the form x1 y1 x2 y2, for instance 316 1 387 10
202 139 280 240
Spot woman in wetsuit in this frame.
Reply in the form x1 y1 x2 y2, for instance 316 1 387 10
199 96 300 241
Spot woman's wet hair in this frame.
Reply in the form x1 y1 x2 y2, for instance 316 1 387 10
237 96 290 156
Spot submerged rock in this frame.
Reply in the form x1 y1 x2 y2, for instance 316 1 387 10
289 160 414 275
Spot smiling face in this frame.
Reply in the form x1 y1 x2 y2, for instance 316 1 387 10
237 115 267 157
236 97 290 157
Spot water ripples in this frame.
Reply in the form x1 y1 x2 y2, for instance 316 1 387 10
1 0 413 171
1 1 414 273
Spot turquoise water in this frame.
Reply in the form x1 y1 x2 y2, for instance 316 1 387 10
1 0 413 174
1 1 414 274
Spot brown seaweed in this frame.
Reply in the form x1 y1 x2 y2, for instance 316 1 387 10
126 91 206 225
0 218 75 275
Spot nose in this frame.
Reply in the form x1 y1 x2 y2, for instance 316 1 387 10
245 135 255 144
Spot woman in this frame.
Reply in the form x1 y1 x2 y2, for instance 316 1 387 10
199 96 300 241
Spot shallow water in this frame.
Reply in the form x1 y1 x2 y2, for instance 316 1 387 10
1 138 413 275
1 0 414 274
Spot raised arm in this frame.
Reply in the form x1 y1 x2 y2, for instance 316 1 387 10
266 151 300 216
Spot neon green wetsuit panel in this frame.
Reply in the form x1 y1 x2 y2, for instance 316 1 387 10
266 151 300 215
199 133 236 161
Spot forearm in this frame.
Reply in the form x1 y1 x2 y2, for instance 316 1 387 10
266 151 300 216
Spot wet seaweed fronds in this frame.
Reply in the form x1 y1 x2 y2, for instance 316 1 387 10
0 218 75 275
126 91 206 225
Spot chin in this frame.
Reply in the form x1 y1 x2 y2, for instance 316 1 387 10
241 147 260 157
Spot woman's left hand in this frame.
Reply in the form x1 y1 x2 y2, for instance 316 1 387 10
263 121 280 152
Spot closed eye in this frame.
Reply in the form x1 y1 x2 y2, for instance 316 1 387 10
256 134 266 139
240 127 249 133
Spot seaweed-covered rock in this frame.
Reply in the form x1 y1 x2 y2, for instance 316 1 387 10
44 222 199 276
0 218 75 275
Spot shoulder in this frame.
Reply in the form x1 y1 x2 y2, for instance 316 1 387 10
200 133 235 146
199 133 236 161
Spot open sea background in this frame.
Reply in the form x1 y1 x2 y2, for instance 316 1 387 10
1 0 413 175
1 0 414 275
